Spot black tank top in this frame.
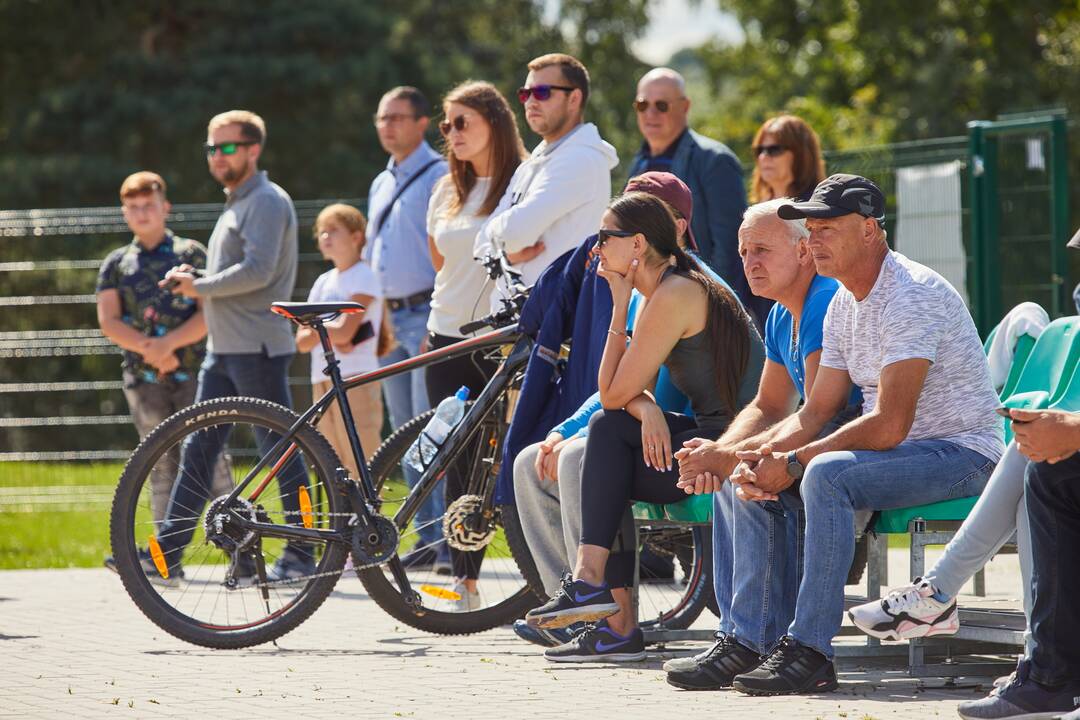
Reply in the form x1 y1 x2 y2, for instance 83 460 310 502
657 266 731 434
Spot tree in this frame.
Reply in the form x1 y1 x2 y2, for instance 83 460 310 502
0 0 650 209
685 0 1080 156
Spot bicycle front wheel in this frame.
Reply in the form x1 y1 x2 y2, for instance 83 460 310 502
109 397 350 649
357 408 543 634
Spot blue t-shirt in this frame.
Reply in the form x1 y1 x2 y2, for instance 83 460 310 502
765 274 859 403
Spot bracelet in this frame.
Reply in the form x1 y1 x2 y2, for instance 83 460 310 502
607 328 627 337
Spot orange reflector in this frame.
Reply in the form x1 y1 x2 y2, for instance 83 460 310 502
419 584 462 601
298 486 313 529
147 535 169 579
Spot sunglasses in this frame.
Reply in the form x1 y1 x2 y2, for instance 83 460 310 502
753 144 787 157
596 228 637 249
438 114 471 137
203 141 256 158
633 98 678 113
517 84 576 103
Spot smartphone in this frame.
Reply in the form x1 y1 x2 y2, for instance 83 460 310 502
995 407 1012 418
350 321 375 346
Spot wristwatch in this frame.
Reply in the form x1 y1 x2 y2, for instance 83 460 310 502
785 450 805 480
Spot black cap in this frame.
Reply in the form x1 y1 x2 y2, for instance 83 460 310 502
777 173 886 226
1068 227 1080 250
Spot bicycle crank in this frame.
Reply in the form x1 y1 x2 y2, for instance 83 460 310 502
349 514 398 569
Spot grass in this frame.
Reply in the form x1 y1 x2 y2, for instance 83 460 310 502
0 460 518 569
2 461 905 569
0 462 121 569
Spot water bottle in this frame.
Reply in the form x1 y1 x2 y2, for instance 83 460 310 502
404 386 470 472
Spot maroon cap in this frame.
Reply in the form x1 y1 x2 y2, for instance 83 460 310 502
624 171 697 251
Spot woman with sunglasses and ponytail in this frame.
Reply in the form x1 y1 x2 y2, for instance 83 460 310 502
525 191 764 660
749 115 826 203
423 80 528 610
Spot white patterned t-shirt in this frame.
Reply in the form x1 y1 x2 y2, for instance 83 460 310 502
821 251 1004 462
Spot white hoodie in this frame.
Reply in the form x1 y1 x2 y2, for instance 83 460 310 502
474 122 619 290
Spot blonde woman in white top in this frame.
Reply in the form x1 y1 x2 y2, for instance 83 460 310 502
425 80 527 610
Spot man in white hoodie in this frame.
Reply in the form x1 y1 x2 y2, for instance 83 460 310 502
474 53 618 289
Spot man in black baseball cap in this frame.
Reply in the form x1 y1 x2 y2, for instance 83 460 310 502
777 173 885 226
719 171 1003 696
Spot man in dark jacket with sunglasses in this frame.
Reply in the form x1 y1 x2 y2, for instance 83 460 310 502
627 67 765 329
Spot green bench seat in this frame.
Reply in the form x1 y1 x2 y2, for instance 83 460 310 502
874 496 980 534
632 493 712 523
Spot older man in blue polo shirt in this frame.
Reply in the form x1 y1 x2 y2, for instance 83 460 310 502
367 86 449 570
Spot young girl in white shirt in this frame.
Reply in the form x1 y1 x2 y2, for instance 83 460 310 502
296 204 386 480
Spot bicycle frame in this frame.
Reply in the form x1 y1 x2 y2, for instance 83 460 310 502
214 322 532 553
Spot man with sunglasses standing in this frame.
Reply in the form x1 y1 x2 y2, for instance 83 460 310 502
474 53 618 290
366 86 450 571
627 68 766 329
159 109 313 583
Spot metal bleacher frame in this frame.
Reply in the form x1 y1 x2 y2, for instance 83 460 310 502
643 516 1024 678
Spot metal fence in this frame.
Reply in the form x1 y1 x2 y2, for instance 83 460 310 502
0 199 360 463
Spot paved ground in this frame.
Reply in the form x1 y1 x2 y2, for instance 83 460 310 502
0 554 1021 719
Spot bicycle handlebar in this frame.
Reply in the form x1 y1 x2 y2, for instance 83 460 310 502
456 250 530 335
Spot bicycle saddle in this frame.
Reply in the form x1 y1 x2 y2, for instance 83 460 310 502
271 301 366 324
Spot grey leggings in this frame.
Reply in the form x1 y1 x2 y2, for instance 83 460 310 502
513 437 636 595
923 440 1033 652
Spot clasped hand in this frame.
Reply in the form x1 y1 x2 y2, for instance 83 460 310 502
729 444 794 502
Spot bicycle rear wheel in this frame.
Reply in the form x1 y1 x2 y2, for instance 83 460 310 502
356 407 544 634
109 397 349 649
636 523 714 630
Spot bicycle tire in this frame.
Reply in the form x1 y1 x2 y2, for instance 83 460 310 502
357 408 544 634
109 397 349 649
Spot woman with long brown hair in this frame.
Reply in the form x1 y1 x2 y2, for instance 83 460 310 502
420 80 528 609
749 115 826 203
524 191 765 657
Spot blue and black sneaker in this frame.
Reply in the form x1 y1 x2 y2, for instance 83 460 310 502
511 619 582 648
525 573 619 629
958 659 1080 719
544 620 646 663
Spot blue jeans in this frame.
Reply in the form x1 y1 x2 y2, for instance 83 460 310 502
789 439 996 657
727 492 803 654
711 482 736 636
1025 454 1080 686
379 302 443 549
158 351 311 562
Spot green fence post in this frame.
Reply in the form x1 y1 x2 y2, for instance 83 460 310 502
1050 114 1070 317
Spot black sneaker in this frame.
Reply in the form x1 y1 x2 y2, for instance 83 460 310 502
266 548 316 583
544 620 646 663
666 634 763 690
525 574 619 629
400 546 452 575
135 547 184 587
511 619 579 648
732 636 838 696
957 659 1080 719
846 534 868 586
223 551 258 589
639 544 675 583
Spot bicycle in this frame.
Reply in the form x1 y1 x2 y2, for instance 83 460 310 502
109 252 714 649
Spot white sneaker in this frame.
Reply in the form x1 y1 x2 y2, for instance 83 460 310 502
450 582 481 613
848 577 959 641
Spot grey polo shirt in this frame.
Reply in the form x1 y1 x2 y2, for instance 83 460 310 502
194 171 298 356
